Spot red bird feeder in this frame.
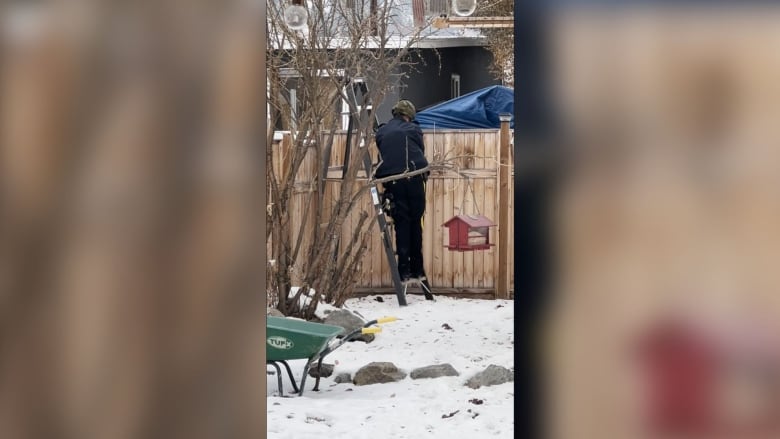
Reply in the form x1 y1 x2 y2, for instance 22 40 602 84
442 214 495 251
637 318 721 436
637 316 780 437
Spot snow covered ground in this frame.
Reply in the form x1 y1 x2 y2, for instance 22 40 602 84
266 294 515 439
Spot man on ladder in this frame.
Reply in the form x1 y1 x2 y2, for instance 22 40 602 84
374 100 434 300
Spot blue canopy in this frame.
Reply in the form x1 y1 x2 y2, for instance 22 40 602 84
415 85 514 130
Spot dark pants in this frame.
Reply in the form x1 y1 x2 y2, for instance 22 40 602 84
383 176 426 278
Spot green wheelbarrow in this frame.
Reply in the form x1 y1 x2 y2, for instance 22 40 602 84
266 315 397 396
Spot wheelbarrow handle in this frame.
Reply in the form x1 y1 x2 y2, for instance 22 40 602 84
340 325 375 343
362 316 397 327
321 316 398 355
292 316 397 395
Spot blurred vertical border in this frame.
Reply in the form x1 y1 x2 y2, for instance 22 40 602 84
514 1 555 438
0 1 267 438
517 1 780 439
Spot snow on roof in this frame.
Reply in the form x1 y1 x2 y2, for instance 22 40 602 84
268 0 485 50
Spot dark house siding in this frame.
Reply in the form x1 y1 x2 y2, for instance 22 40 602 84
271 45 499 127
375 46 500 123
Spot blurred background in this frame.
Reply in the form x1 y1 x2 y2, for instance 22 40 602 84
535 3 780 439
0 2 266 438
6 1 780 438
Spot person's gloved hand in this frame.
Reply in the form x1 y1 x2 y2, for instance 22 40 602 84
381 191 395 216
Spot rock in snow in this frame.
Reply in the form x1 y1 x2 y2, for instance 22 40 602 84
333 373 352 384
353 362 407 386
465 364 514 389
410 364 460 380
307 363 334 378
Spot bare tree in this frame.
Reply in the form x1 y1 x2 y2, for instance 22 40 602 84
476 0 513 86
266 0 430 318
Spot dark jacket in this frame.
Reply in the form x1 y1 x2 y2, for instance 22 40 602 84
374 116 429 178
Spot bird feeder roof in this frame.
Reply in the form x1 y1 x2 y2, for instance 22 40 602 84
442 214 496 228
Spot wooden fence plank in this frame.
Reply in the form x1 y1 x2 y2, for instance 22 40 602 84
471 132 485 288
443 178 455 286
423 178 434 281
432 177 445 287
452 176 465 288
484 176 497 289
473 177 486 287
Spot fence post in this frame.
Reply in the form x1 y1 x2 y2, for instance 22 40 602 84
497 115 512 299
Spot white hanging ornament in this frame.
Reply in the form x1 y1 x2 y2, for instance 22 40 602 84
451 0 476 17
284 1 308 30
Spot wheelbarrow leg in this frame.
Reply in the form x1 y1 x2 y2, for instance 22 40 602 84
268 362 285 397
298 361 316 396
279 360 299 394
312 356 326 392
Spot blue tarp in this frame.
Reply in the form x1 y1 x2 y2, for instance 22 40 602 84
415 85 514 130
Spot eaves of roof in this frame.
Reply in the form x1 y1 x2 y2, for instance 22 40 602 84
413 36 487 48
270 34 487 51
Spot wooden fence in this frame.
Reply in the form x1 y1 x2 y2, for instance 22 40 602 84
269 129 514 297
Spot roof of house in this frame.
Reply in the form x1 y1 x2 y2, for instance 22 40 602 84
272 34 486 50
269 0 486 50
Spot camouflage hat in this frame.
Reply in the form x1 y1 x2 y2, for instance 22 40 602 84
392 100 416 119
